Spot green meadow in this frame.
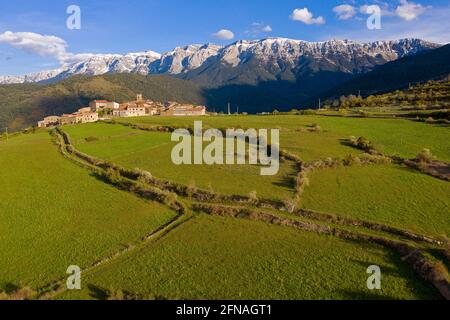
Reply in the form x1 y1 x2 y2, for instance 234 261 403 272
1 113 449 300
59 215 438 300
0 132 177 289
64 123 297 202
117 115 450 161
301 165 450 237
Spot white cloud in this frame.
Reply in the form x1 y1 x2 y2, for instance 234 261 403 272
333 4 356 20
262 25 273 32
360 3 396 17
0 31 92 65
290 8 326 25
248 22 273 35
331 4 450 44
213 29 235 40
0 31 67 62
395 0 428 21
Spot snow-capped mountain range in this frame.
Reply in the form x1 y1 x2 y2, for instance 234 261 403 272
0 38 440 85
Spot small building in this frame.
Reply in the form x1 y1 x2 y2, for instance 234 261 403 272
78 107 92 114
89 100 108 110
59 112 98 125
106 101 120 110
38 116 60 128
89 100 119 111
79 112 99 123
145 106 161 116
161 105 207 116
113 103 146 118
59 114 79 125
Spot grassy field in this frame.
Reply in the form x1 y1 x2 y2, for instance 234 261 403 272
301 164 450 237
0 132 177 289
117 115 450 161
2 113 448 300
59 215 438 300
64 123 297 201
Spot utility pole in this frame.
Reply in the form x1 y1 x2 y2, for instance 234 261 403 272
236 105 239 115
228 102 231 115
5 127 8 142
318 98 321 110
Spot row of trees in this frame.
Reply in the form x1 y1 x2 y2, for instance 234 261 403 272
323 80 450 110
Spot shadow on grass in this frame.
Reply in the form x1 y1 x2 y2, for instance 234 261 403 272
0 282 20 294
272 175 296 190
336 289 402 300
347 248 441 300
88 284 110 300
88 283 170 301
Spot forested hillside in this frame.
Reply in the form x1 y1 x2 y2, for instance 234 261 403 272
0 74 207 131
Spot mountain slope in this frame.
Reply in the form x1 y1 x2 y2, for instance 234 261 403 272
320 43 450 101
0 38 438 86
0 74 206 131
0 38 442 124
183 38 438 87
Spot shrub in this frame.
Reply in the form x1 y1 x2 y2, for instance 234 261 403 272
360 154 392 165
186 180 198 198
0 287 36 300
85 136 99 142
309 123 323 132
207 183 217 198
343 154 361 166
348 136 358 146
417 148 435 164
137 170 154 185
163 192 178 207
283 198 297 214
104 168 123 186
357 137 374 152
425 117 435 124
248 190 258 202
295 171 310 193
324 157 341 168
347 136 379 155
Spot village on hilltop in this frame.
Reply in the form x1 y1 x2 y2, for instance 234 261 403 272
38 94 207 128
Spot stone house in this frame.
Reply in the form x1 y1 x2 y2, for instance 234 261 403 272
113 103 146 117
38 116 60 128
161 105 207 116
90 100 119 111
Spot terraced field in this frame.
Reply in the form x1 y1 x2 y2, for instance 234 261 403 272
64 123 298 202
59 215 438 300
301 165 450 237
116 115 450 161
1 114 449 300
0 132 177 289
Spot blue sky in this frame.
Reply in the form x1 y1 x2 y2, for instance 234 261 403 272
0 0 449 76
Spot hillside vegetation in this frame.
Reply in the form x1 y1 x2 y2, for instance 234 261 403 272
0 74 206 131
2 44 449 132
321 43 450 100
322 80 450 121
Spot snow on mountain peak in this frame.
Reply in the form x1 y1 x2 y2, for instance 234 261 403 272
0 38 440 84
